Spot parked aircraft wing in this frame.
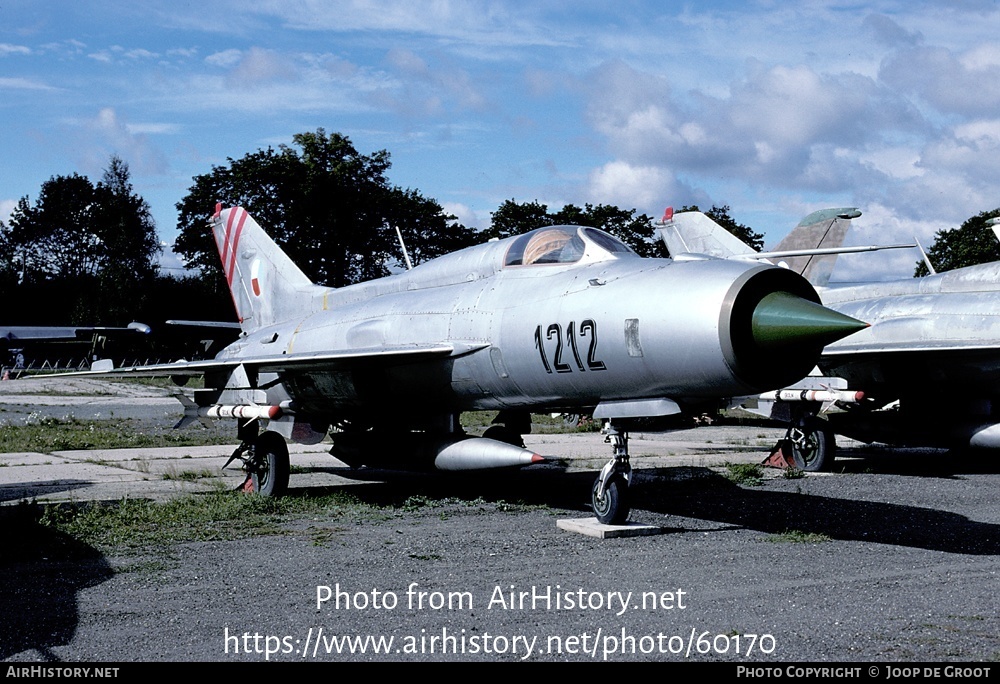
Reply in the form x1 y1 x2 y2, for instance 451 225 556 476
165 320 242 330
0 322 150 342
63 342 480 377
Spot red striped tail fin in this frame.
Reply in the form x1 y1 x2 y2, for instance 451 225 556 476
211 204 315 332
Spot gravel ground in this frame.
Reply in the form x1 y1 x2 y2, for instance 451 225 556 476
1 379 999 663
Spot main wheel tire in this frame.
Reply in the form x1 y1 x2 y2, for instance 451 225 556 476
790 417 835 472
249 431 290 497
591 475 630 525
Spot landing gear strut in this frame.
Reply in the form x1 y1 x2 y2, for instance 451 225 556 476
785 415 835 472
223 420 290 497
592 423 631 524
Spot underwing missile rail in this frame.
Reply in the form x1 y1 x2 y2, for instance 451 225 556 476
759 389 864 403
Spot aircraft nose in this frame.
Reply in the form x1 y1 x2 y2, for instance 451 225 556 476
750 291 867 350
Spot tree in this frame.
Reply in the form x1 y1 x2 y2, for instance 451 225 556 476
0 156 160 324
175 130 474 290
914 208 1000 276
3 173 103 283
89 156 161 321
483 200 553 241
676 204 765 252
483 199 666 257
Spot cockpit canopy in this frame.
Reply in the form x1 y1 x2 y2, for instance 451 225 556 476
504 225 635 267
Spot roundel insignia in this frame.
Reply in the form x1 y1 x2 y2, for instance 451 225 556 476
251 259 262 297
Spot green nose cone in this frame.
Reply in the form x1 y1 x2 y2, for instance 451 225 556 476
752 292 868 350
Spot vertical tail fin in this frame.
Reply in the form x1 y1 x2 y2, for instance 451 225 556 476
657 209 758 259
657 206 864 287
212 204 317 332
771 208 860 287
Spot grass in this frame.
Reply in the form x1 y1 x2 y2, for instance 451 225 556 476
0 416 233 453
765 529 831 544
723 462 765 486
23 488 545 556
782 467 805 479
35 490 370 551
162 467 217 481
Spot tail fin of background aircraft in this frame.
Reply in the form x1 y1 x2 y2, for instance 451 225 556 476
658 207 863 287
659 209 759 260
769 208 860 287
212 204 320 332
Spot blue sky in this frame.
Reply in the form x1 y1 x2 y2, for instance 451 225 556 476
2 1 999 280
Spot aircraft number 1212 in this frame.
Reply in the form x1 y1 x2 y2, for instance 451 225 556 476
534 320 607 374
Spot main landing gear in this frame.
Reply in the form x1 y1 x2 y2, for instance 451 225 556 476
223 419 290 497
591 423 632 525
784 415 835 472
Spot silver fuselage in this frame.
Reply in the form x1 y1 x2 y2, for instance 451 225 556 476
820 262 1000 392
213 230 816 422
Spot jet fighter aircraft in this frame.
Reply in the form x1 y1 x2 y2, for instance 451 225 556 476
661 207 1000 468
74 205 865 524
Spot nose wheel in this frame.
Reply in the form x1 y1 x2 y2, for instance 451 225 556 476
592 424 631 524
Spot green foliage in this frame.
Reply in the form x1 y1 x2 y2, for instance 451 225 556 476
0 155 160 325
915 208 1000 276
38 494 299 550
483 199 667 257
766 529 831 543
175 129 476 289
0 416 232 453
677 204 765 252
723 462 764 486
782 467 805 480
33 487 529 553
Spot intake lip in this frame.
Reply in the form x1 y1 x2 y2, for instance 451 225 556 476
721 267 867 391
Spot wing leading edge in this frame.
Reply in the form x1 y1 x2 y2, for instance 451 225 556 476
58 342 487 378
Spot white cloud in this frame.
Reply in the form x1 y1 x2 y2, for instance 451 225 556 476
123 48 159 60
0 43 30 56
441 202 483 230
205 49 242 68
0 77 56 91
880 44 1000 116
831 203 951 282
585 59 918 188
125 122 182 135
80 107 170 175
377 48 488 116
226 47 298 88
0 199 16 225
960 43 1000 70
386 48 430 78
167 47 198 59
954 119 1000 144
251 0 559 49
587 161 691 214
859 147 924 180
